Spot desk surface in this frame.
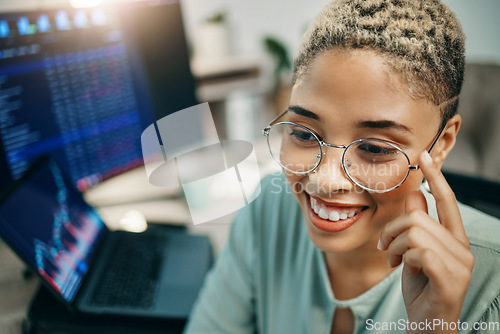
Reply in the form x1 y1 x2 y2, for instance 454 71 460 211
0 239 39 334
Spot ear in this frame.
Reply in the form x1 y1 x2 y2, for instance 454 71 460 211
430 114 461 169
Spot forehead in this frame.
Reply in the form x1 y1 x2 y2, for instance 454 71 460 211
290 49 440 133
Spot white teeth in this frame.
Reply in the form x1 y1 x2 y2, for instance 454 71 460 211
329 211 340 221
310 196 360 222
313 204 319 214
311 197 319 214
318 208 329 219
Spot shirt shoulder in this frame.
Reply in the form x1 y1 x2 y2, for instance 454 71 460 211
421 185 500 326
241 173 334 333
249 171 311 256
459 204 500 252
421 184 500 251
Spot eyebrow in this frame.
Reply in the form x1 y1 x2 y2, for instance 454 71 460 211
288 105 321 121
287 105 411 133
356 120 412 133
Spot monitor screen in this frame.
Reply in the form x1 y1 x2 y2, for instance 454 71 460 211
0 158 107 302
119 1 198 118
0 1 197 192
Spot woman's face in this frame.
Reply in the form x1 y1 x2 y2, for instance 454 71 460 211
286 49 443 253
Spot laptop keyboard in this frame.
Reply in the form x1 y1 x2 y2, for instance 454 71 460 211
90 233 167 309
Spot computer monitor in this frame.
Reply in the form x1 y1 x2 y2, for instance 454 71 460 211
0 1 197 193
119 1 198 119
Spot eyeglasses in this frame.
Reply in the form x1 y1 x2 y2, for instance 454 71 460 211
262 110 445 193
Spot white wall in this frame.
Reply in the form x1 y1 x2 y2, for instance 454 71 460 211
181 0 500 64
442 0 500 64
0 0 39 12
0 0 499 64
181 0 326 60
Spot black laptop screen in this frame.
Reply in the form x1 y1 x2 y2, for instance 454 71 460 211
0 160 106 303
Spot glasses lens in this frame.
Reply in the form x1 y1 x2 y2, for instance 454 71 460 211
267 123 321 173
343 139 410 191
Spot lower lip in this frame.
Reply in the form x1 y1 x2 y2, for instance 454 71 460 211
307 197 366 233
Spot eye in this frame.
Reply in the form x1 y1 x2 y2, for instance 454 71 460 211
289 129 316 143
284 124 320 149
357 143 397 155
354 141 401 163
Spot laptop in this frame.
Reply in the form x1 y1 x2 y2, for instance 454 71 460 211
0 158 212 319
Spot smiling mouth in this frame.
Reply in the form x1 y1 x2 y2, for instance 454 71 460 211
308 194 368 222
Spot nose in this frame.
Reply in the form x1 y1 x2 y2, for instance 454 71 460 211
309 146 354 193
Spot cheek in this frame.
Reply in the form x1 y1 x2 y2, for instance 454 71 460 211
371 171 424 218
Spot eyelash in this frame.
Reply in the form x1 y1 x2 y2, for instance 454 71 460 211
290 123 408 149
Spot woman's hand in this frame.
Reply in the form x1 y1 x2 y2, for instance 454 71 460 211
378 150 475 334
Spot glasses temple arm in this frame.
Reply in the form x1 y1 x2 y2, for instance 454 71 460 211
411 121 447 171
427 95 459 154
427 122 447 154
265 109 289 128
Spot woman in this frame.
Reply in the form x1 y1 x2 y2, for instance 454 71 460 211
185 1 500 333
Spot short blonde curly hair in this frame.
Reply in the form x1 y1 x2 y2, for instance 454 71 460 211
293 0 465 126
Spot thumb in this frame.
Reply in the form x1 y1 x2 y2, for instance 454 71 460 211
405 190 428 215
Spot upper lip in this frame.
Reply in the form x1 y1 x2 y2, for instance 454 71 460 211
307 193 368 208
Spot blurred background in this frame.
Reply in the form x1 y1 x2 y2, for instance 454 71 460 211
1 0 498 181
0 0 500 251
0 1 498 333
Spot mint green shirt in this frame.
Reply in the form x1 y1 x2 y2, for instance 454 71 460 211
184 173 500 334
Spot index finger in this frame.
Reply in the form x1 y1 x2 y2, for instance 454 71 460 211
418 150 468 246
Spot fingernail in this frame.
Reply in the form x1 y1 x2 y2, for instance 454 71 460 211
377 239 383 251
421 150 432 165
